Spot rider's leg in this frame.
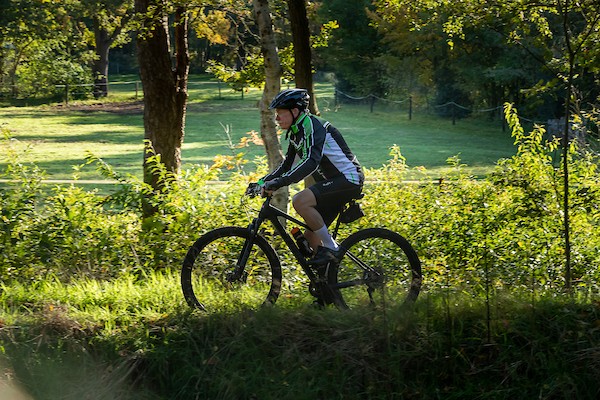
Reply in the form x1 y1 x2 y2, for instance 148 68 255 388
292 189 337 251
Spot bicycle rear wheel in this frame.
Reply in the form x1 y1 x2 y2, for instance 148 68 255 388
330 228 422 310
181 227 282 311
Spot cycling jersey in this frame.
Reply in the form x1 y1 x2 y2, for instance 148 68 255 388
263 111 364 189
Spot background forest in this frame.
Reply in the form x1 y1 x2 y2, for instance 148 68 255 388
1 0 599 124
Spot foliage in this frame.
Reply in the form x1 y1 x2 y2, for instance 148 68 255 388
315 0 384 95
2 104 599 295
16 40 95 98
0 0 95 98
367 0 600 119
205 7 338 91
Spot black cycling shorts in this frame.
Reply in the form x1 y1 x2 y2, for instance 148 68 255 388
309 176 363 226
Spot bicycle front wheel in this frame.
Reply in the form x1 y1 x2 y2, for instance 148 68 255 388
181 227 282 312
331 228 422 310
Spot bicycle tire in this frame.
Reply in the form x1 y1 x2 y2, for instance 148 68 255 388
181 227 282 311
330 228 422 310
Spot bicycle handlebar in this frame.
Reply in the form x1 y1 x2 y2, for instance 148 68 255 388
245 182 271 198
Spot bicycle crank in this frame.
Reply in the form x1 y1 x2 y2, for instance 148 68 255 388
309 281 335 305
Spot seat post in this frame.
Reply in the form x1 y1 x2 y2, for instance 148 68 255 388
331 204 345 240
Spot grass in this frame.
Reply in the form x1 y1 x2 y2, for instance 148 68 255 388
0 79 517 184
1 273 599 399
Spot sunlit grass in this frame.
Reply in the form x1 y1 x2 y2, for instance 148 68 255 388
0 271 184 331
0 77 516 183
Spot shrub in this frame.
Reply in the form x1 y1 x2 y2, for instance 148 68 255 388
1 111 599 298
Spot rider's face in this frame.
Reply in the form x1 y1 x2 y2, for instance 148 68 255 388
275 108 298 130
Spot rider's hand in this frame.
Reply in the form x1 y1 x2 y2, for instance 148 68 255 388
263 179 280 191
259 179 281 198
245 182 261 197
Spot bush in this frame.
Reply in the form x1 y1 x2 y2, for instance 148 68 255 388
1 109 599 297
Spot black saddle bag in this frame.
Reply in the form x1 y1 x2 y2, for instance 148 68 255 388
339 200 365 223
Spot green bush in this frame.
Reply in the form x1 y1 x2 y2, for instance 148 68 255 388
1 108 599 297
15 40 94 99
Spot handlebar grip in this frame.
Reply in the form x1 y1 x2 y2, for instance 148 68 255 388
245 183 262 197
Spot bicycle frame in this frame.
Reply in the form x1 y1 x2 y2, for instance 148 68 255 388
238 196 321 283
234 195 378 291
182 189 422 310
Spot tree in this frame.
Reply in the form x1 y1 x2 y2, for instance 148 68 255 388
439 0 600 290
315 0 383 95
252 0 283 171
253 0 289 211
134 0 189 216
0 0 91 97
373 0 600 291
81 0 135 98
287 0 318 114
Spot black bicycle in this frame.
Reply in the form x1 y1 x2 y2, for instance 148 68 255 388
181 186 422 311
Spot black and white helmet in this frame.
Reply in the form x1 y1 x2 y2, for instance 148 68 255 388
269 89 310 110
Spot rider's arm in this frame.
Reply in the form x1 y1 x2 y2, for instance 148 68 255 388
261 142 295 183
266 116 326 190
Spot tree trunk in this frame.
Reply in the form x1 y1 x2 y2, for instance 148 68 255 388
135 0 189 216
253 0 283 171
287 0 317 187
91 8 132 98
287 0 319 115
253 0 288 212
92 18 110 98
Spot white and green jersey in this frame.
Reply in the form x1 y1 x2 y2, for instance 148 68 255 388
264 112 364 189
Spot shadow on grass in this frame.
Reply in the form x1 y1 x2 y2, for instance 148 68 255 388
2 295 600 399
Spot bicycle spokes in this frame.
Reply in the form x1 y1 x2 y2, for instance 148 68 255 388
334 228 421 309
181 228 281 311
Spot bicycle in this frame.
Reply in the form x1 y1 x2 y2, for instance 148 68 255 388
181 185 422 311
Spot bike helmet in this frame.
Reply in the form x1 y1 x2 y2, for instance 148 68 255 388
269 88 310 110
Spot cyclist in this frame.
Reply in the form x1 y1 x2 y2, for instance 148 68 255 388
254 88 364 266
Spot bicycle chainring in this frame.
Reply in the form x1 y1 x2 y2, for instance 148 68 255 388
308 281 335 305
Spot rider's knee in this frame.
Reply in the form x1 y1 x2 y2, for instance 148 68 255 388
292 189 313 212
291 193 303 212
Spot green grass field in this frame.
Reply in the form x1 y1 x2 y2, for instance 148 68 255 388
0 79 517 183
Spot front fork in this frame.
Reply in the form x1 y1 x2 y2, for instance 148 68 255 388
226 218 262 283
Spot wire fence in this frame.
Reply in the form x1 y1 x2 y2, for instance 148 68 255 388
53 80 254 103
334 89 509 129
332 89 600 145
0 79 255 104
2 79 582 138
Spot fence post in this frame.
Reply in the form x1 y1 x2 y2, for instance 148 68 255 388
452 102 456 125
409 95 413 120
64 84 69 105
135 81 139 99
370 95 375 113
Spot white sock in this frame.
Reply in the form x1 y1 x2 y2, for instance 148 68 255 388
314 226 338 250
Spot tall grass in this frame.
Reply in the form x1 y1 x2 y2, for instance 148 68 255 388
2 275 600 399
